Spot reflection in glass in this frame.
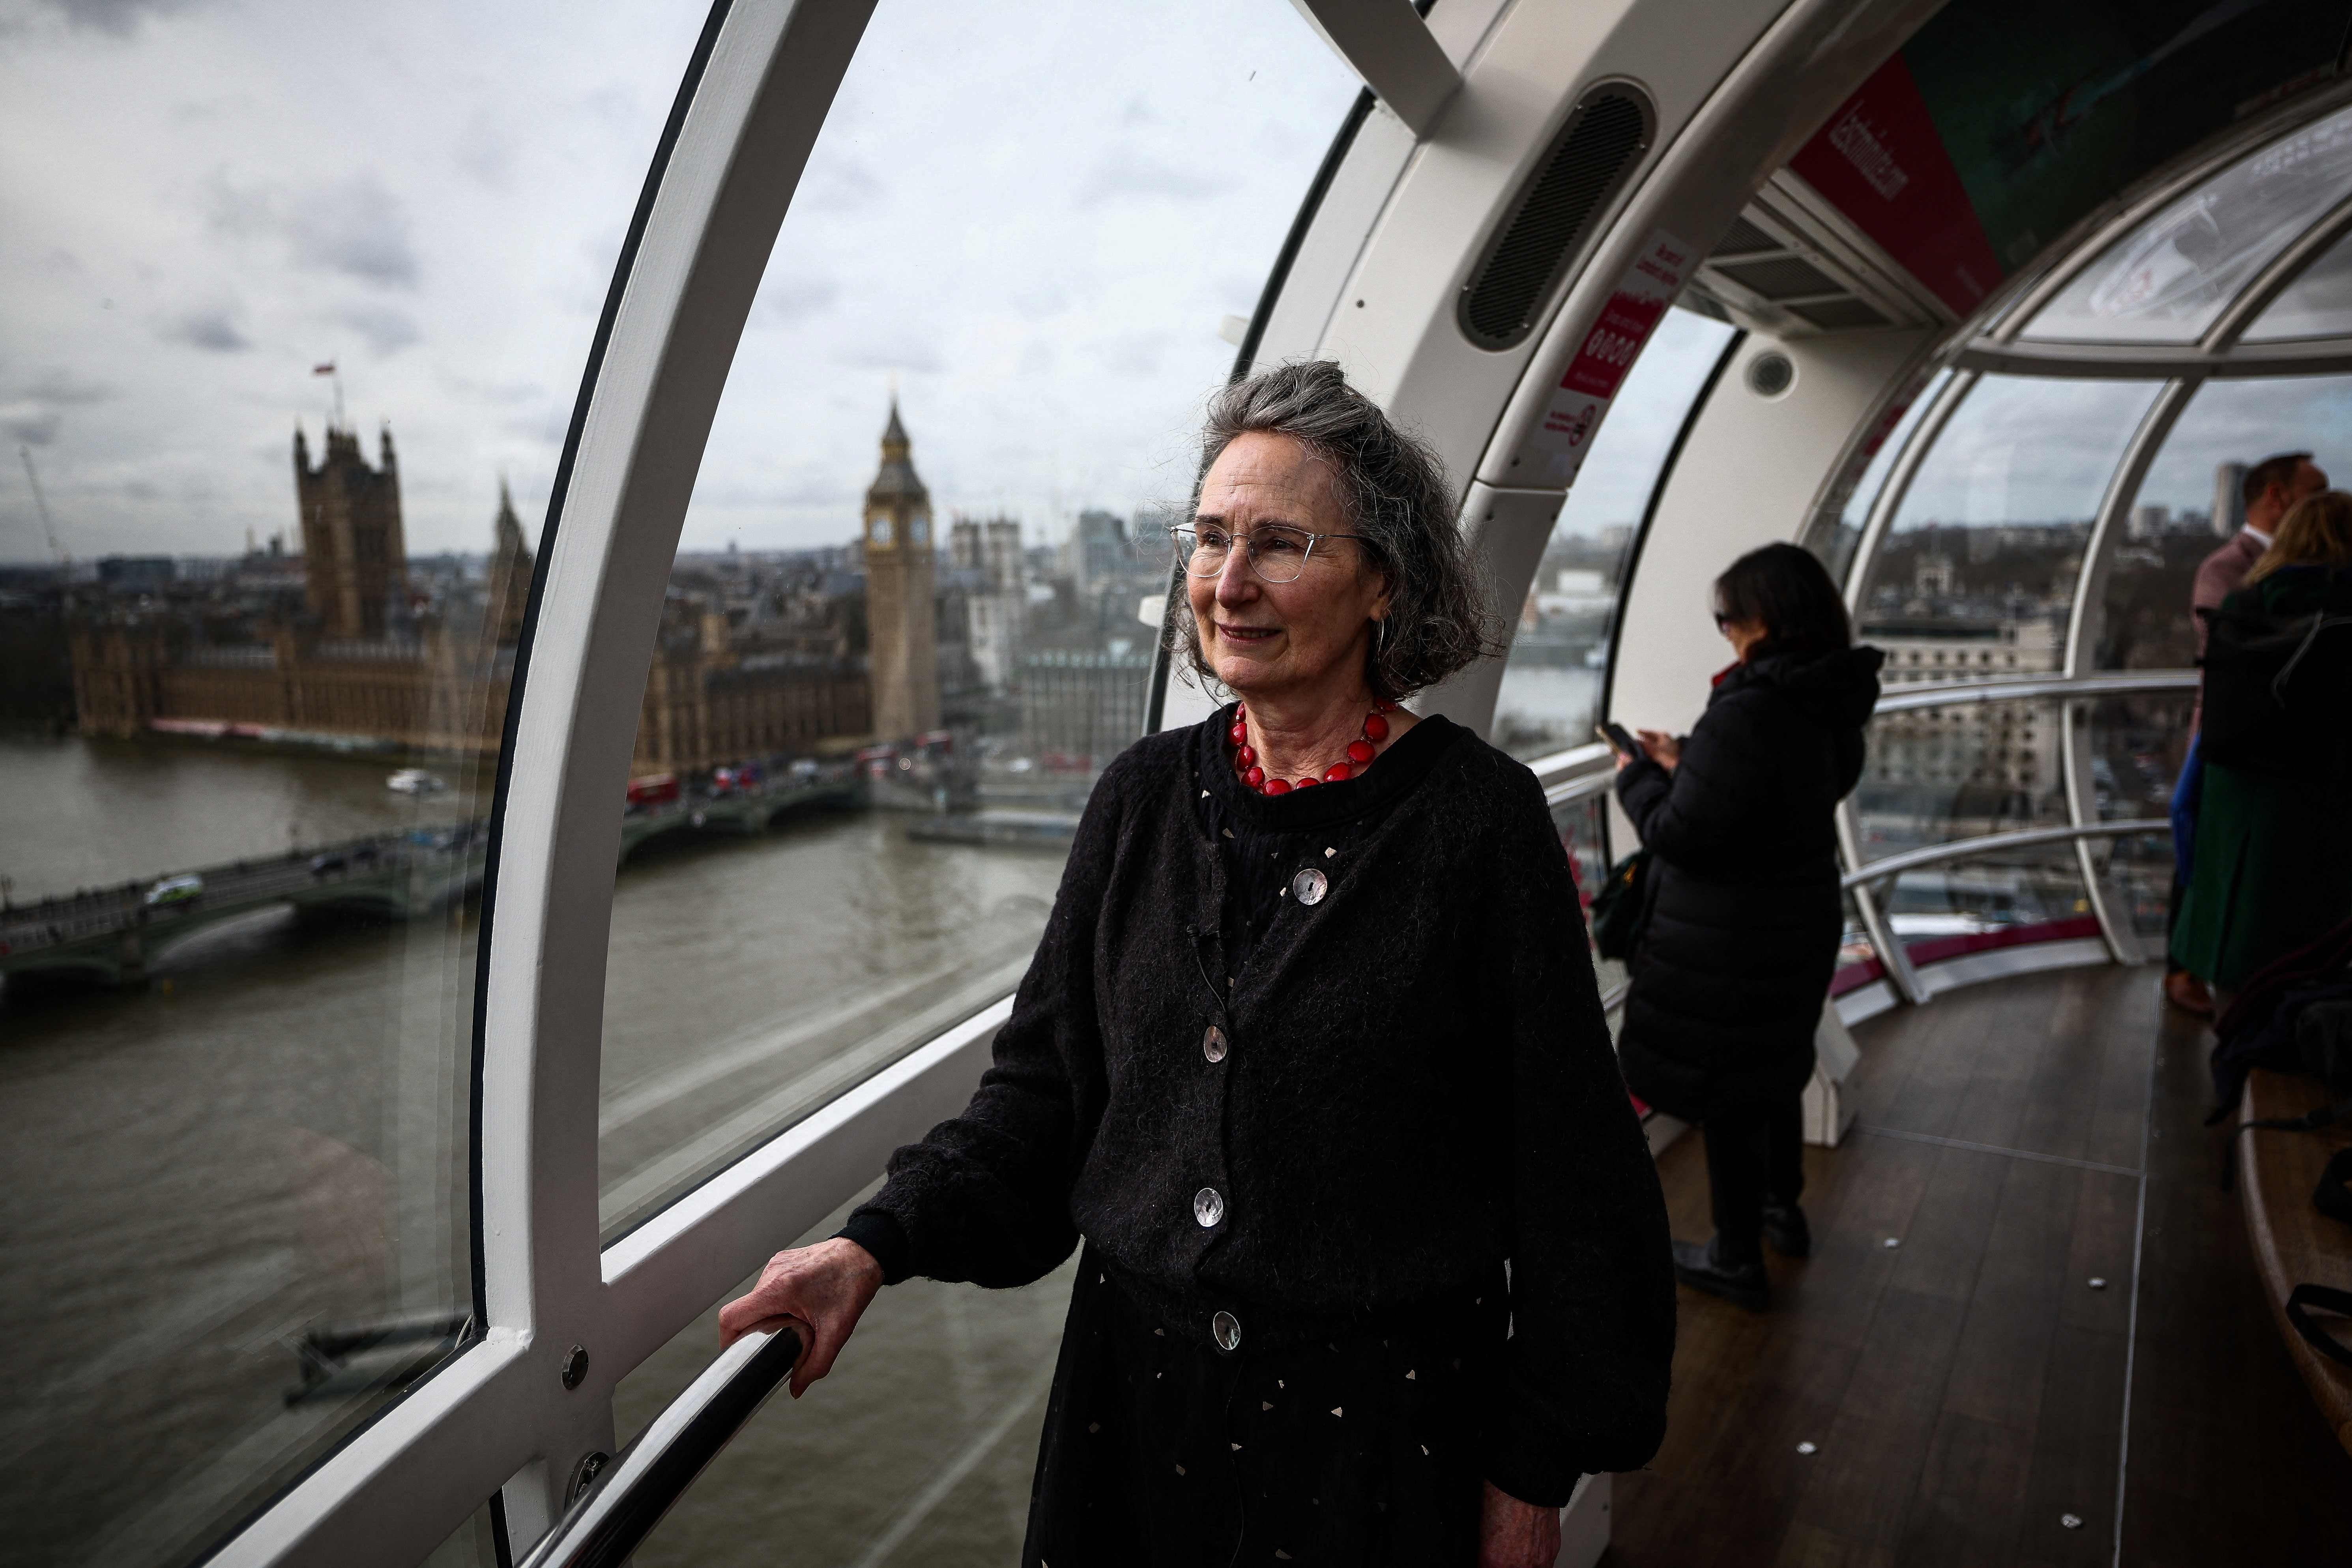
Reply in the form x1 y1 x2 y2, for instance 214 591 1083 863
1545 790 1620 1001
2242 225 2352 341
2084 692 2190 948
0 5 703 1562
2107 374 2352 669
1854 698 2072 860
1492 308 1736 760
1833 889 1883 997
593 0 1361 1237
2023 102 2352 344
1856 376 2158 674
1804 369 1950 588
1864 842 2096 965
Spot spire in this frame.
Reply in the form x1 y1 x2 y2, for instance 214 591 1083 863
867 396 928 509
493 476 528 556
293 421 309 471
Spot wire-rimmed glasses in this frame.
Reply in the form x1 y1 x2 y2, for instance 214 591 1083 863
1168 522 1370 585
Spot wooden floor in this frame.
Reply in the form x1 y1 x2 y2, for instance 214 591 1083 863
1609 964 2352 1568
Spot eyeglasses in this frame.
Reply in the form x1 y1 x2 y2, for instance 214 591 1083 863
1169 522 1370 584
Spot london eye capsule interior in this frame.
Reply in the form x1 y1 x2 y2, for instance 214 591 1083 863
4 0 2351 1564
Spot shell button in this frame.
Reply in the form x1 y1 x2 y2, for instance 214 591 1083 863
1291 867 1328 906
1212 1310 1241 1352
1203 1025 1228 1063
1193 1186 1225 1228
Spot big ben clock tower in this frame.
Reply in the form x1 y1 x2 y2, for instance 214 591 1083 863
862 398 940 739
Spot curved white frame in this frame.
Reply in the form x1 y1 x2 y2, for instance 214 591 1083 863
200 0 2352 1561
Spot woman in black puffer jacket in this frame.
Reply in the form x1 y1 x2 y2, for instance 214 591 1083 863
1611 543 1882 1311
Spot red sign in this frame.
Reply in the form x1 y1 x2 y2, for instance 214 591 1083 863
1789 54 2004 316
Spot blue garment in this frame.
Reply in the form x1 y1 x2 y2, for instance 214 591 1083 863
2170 730 2204 874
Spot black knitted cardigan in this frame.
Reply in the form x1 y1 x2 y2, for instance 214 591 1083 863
840 707 1675 1503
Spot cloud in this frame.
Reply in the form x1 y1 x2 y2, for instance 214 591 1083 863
1078 149 1230 206
801 157 883 213
33 0 199 36
0 368 116 445
834 333 943 374
455 108 515 189
160 305 248 352
0 403 64 445
339 303 421 355
209 171 420 288
758 273 840 323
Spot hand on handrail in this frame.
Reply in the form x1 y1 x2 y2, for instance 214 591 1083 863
716 1236 883 1399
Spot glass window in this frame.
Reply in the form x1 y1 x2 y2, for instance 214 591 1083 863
613 1185 1074 1567
0 4 705 1564
2242 226 2352 341
1544 788 1619 1000
1853 696 2074 862
1861 842 2096 968
1491 307 1736 761
593 0 1361 1239
2022 101 2352 344
1832 889 1883 999
1803 368 1950 590
1855 376 2159 669
2103 375 2352 669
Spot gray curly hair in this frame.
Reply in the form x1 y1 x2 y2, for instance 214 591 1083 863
1171 361 1497 702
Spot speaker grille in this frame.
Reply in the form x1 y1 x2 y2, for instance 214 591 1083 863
1458 86 1654 352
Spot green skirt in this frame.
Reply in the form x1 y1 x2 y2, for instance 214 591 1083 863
2171 760 2352 992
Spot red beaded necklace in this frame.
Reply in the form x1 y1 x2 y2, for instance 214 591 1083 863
1228 701 1394 796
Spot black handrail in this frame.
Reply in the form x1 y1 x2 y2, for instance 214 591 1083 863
516 1326 803 1568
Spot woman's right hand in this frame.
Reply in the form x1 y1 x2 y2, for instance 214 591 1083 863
716 1237 884 1398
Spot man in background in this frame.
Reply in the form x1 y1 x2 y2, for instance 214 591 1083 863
2165 450 2329 1014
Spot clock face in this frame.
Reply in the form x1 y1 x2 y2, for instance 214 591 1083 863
870 517 893 546
909 516 929 546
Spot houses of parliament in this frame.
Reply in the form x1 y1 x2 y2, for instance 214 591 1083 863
62 408 963 773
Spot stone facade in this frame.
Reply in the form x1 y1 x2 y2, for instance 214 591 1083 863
295 423 409 639
71 453 872 769
862 400 940 738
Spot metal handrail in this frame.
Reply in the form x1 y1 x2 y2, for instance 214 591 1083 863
1870 668 2195 713
1841 818 2166 889
516 1326 803 1568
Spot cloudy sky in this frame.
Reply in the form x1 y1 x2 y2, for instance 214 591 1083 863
0 0 1358 563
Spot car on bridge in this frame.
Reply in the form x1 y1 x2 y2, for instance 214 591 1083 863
143 874 204 908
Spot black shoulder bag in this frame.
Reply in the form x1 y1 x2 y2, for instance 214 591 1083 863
1590 849 1652 963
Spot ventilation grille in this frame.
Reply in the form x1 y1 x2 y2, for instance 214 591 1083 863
1458 86 1653 352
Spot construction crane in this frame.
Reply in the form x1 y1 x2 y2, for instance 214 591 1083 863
19 445 68 566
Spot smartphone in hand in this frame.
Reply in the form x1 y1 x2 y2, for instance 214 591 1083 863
1596 720 1641 757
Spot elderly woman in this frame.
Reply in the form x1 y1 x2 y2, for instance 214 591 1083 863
719 361 1673 1567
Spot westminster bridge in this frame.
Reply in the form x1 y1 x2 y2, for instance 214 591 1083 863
0 767 861 984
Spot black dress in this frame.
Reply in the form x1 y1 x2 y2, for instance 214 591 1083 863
840 707 1675 1564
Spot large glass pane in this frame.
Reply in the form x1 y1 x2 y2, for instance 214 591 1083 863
2242 225 2352 341
0 5 704 1564
1864 842 2097 968
2023 101 2352 344
614 1184 1074 1567
2103 374 2352 669
1491 307 1735 760
1855 376 2159 668
2083 689 2191 947
1854 696 2073 860
1802 368 1950 589
594 0 1360 1239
